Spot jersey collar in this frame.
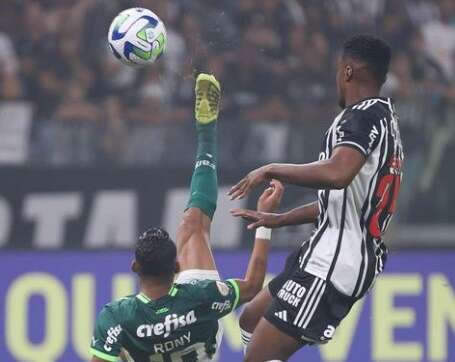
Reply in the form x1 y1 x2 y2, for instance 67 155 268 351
136 285 178 304
347 96 390 109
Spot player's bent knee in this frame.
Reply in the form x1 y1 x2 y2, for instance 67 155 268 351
240 288 273 332
178 209 209 236
239 303 261 332
178 215 204 239
177 231 208 256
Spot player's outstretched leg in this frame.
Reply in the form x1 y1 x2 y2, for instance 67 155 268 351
239 287 273 352
176 74 221 276
244 318 303 362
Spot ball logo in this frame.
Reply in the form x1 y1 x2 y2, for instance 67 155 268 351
108 7 166 65
112 14 158 41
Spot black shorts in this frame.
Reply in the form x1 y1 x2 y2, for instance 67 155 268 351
266 248 357 345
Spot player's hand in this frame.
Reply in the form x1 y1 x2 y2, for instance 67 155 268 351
230 210 283 230
256 179 284 212
230 180 284 230
228 165 270 200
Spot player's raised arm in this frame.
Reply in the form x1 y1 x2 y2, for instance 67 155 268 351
229 146 366 200
232 180 284 304
231 201 319 230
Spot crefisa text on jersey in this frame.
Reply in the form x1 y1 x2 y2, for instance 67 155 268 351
104 325 122 352
211 300 232 314
136 311 197 338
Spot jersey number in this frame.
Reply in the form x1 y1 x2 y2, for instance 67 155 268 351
368 173 401 238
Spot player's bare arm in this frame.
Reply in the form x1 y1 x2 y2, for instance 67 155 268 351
233 203 318 347
233 200 319 348
231 201 319 230
229 146 366 200
233 180 284 303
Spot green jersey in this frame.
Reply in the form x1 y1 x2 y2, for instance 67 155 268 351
91 279 240 362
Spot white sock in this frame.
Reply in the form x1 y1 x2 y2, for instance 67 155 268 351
240 328 253 354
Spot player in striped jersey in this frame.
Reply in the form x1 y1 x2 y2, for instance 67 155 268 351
229 35 403 361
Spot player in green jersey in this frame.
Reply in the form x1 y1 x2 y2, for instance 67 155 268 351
90 74 284 362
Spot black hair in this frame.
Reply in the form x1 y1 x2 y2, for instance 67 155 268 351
135 227 176 277
342 34 392 86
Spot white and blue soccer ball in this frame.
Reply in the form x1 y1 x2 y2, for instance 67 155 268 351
108 7 167 66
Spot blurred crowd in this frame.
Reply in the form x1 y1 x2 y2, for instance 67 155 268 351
0 0 455 221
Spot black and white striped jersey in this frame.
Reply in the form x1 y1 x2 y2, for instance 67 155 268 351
300 97 404 298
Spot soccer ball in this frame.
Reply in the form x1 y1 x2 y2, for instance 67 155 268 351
108 7 166 66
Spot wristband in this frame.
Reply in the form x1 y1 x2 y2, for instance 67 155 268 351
255 227 272 240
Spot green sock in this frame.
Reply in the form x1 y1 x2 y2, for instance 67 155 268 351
186 122 218 219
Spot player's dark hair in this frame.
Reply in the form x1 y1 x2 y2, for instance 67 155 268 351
342 34 391 86
135 227 177 277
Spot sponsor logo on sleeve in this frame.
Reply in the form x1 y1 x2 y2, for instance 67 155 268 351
211 300 232 313
104 325 122 352
216 281 230 296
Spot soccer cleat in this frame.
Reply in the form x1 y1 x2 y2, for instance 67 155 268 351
195 73 221 124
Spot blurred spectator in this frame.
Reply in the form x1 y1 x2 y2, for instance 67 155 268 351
53 73 102 123
333 0 385 29
101 95 128 162
1 0 455 222
0 33 21 100
405 0 440 26
422 0 455 80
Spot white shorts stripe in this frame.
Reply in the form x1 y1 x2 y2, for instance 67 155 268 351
293 279 323 327
302 283 326 328
297 280 325 328
293 278 319 325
